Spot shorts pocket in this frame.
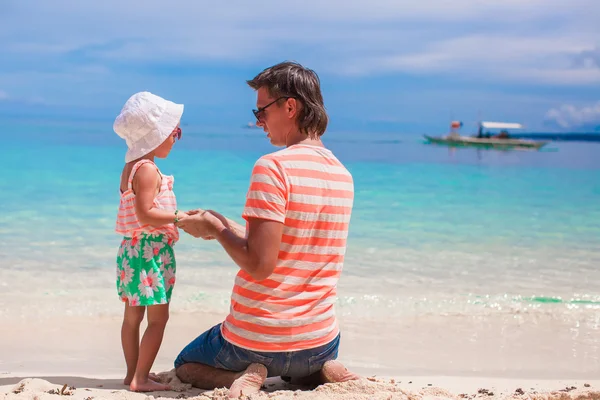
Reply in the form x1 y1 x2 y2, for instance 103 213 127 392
215 342 274 372
244 350 274 367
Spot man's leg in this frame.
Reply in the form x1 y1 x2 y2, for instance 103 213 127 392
287 334 360 387
176 362 267 398
290 361 359 387
174 324 268 398
320 360 360 383
174 324 236 388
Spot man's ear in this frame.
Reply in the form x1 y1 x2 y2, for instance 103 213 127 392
288 98 299 117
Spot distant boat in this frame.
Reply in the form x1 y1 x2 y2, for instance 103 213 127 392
424 121 549 150
243 122 261 129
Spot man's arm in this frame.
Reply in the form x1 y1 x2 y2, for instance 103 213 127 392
178 155 286 279
203 213 282 281
202 210 247 238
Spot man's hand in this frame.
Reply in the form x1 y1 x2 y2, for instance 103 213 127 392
176 209 223 239
178 209 280 280
181 209 213 239
185 209 246 238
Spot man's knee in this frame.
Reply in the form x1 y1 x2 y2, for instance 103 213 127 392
175 363 192 383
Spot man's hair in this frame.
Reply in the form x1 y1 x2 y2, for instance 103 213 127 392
247 61 328 138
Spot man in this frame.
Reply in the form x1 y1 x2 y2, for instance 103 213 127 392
175 61 359 398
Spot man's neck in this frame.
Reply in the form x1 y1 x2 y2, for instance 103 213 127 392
286 134 323 148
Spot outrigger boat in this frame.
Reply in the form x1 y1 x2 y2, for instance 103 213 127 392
424 121 549 150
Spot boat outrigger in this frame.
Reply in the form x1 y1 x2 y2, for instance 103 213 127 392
424 121 549 150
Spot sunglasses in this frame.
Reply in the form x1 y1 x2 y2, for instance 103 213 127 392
173 126 182 140
252 97 294 121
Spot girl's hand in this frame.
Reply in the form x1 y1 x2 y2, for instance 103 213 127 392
176 211 190 221
177 209 223 239
180 209 214 239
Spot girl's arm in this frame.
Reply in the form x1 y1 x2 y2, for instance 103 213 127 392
133 163 187 227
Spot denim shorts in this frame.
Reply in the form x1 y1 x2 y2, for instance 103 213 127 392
174 323 340 379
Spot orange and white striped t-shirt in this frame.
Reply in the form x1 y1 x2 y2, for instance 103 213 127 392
221 144 354 352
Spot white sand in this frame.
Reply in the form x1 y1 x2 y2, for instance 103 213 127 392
2 313 600 399
3 313 599 380
2 373 600 400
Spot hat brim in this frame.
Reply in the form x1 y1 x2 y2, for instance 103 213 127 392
125 103 184 163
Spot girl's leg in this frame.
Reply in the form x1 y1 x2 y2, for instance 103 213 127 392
121 303 145 385
130 303 170 392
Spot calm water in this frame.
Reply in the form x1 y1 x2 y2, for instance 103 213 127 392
1 118 599 376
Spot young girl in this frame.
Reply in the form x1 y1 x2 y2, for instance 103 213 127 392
113 91 188 392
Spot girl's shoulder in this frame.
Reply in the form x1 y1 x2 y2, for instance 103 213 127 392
125 160 161 194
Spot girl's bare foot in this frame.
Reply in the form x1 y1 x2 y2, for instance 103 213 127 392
228 363 267 399
129 377 171 392
320 360 360 383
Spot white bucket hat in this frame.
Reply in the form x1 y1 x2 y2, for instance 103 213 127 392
114 91 184 162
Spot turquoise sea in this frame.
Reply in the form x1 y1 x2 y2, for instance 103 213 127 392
1 118 599 377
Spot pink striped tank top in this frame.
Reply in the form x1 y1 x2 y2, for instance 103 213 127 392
115 159 179 242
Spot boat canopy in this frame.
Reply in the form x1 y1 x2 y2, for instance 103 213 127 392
480 121 524 130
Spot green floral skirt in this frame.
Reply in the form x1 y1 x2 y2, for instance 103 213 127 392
116 233 176 306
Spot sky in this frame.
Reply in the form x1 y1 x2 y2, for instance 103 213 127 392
0 0 599 133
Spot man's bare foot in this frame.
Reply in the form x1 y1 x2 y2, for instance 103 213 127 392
320 360 361 383
124 372 161 386
228 363 267 399
129 377 171 392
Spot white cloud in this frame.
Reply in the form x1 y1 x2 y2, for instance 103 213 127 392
544 102 600 129
573 46 600 69
0 0 598 86
336 32 600 85
503 68 600 86
0 88 47 104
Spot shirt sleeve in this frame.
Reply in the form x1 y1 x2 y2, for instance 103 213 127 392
242 156 288 223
